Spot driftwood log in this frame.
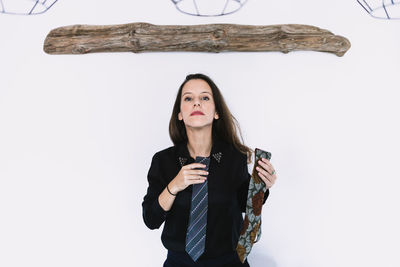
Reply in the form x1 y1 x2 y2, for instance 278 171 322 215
43 23 351 56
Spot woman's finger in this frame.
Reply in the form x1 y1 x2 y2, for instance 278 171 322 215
264 161 276 176
187 176 207 181
258 172 273 188
183 168 208 177
186 175 207 184
259 157 273 168
193 169 209 174
258 169 272 184
257 160 273 174
256 164 272 179
184 163 206 170
258 160 276 176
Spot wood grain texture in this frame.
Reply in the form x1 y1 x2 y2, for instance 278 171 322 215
43 22 351 56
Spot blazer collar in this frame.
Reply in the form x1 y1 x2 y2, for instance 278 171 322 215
177 138 224 167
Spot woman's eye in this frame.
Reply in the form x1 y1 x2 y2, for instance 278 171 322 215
184 96 209 101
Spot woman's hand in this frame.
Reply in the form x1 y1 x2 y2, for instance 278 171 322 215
169 163 209 194
256 158 277 189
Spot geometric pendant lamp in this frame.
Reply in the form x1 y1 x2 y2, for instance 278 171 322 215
357 0 400 19
0 0 58 15
171 0 248 16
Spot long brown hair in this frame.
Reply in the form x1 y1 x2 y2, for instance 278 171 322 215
169 73 254 164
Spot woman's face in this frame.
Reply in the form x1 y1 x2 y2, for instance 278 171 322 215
178 79 219 129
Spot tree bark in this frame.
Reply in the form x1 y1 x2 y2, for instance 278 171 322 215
43 22 350 56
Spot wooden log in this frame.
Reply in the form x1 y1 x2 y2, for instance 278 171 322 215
43 22 350 56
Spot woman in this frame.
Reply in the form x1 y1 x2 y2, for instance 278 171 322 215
142 73 277 267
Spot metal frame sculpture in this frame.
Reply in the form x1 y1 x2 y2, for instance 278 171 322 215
0 0 58 15
357 0 400 19
171 0 248 16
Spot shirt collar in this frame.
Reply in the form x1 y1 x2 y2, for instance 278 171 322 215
176 138 224 167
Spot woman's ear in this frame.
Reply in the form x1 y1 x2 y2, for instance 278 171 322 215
214 112 219 120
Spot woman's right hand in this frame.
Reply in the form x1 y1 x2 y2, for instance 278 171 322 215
169 163 209 194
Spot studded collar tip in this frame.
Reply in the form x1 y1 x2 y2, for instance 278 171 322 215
178 151 223 167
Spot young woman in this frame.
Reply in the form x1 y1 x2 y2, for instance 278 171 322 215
142 73 277 266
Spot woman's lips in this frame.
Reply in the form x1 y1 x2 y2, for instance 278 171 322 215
191 111 204 116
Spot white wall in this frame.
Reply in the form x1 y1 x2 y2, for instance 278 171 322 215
1 1 399 266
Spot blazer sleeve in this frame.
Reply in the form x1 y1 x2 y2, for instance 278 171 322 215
237 153 270 213
142 152 168 230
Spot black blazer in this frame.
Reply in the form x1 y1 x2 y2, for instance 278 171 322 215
142 138 269 260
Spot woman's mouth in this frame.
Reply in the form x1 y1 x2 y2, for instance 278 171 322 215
191 111 204 116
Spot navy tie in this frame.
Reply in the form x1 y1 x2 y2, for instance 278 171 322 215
185 156 210 262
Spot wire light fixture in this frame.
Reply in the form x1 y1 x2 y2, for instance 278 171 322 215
0 0 58 15
357 0 400 19
171 0 248 16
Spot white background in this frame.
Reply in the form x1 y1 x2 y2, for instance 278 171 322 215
0 1 399 266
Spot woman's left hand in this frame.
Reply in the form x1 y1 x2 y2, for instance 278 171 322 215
256 158 277 189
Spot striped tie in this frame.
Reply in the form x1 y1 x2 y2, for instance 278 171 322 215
185 156 210 262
